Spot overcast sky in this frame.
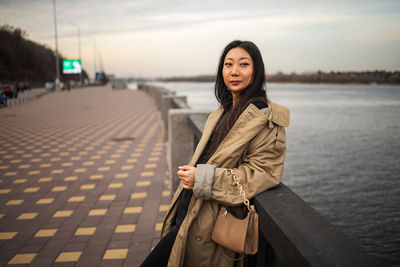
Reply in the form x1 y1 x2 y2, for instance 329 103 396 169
1 0 400 78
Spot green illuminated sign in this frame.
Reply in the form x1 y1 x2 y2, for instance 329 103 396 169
63 59 82 74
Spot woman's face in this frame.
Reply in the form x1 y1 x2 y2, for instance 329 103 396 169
222 47 254 95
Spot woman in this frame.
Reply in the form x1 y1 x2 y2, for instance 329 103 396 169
141 40 289 267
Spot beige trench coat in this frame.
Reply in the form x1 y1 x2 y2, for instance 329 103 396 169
161 101 290 267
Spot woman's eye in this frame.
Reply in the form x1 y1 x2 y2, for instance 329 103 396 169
241 62 249 66
224 62 232 66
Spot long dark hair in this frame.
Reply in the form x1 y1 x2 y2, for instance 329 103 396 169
211 40 267 149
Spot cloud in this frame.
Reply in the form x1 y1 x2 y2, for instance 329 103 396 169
1 0 399 76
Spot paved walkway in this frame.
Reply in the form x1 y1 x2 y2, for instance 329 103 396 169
0 85 171 266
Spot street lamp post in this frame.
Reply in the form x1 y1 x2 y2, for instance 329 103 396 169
71 23 83 85
92 38 97 84
52 0 61 91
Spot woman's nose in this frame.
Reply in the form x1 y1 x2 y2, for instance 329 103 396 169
231 64 239 76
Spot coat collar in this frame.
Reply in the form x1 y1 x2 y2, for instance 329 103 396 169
188 100 289 166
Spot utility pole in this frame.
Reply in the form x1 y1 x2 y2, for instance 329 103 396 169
71 23 82 85
93 39 97 83
98 50 103 72
52 0 61 91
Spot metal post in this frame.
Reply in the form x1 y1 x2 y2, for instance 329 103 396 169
78 27 82 85
52 0 61 91
93 39 97 84
71 24 83 86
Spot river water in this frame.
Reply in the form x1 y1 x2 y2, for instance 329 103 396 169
145 82 400 266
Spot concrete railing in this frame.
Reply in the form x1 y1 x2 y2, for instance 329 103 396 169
1 89 50 109
138 83 209 190
138 83 379 267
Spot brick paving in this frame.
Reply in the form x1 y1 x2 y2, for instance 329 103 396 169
0 85 171 266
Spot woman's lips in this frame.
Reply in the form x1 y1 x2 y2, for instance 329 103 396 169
230 81 241 85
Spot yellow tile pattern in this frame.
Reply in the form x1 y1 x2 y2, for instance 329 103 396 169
145 163 157 168
8 253 37 264
6 199 24 205
162 190 171 197
17 213 38 220
121 165 133 170
108 183 123 188
115 173 129 179
53 210 73 217
40 163 52 168
136 181 151 187
35 229 57 237
64 176 78 181
80 184 95 190
155 223 163 231
90 174 103 180
159 205 170 211
38 177 53 182
0 232 17 240
75 227 96 235
36 198 54 204
100 194 116 201
24 187 39 193
115 224 136 233
98 166 111 171
52 186 67 192
55 252 82 262
13 179 27 184
68 196 86 202
89 209 107 216
0 106 170 263
18 164 31 169
103 249 128 260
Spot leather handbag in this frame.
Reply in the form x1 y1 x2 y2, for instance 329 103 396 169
211 169 259 256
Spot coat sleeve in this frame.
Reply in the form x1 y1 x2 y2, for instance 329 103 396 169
193 123 287 205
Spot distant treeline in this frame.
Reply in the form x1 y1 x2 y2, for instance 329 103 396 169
267 71 400 84
159 71 400 84
0 25 87 85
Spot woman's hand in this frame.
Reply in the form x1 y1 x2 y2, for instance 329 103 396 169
177 165 196 189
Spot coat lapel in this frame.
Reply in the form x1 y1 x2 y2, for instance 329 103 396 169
189 104 271 166
188 107 224 166
208 104 270 165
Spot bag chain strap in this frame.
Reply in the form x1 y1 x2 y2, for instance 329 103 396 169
229 169 251 211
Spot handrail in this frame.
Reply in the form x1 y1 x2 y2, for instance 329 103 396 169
172 97 190 109
254 184 378 267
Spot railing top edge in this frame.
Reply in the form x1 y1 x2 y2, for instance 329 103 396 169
254 184 379 267
171 97 190 109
